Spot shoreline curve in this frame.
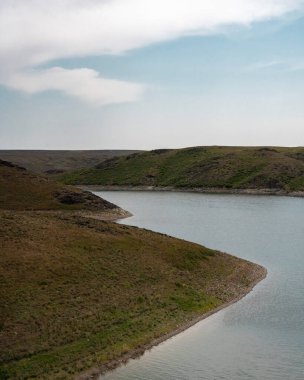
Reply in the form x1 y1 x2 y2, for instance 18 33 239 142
77 265 267 380
78 185 304 198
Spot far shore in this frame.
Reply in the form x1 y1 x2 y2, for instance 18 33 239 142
79 185 304 198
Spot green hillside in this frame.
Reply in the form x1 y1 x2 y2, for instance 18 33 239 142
0 159 265 379
60 146 304 192
0 211 264 379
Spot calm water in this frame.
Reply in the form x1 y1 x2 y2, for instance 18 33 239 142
94 191 304 380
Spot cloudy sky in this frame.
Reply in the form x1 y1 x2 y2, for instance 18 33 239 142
1 0 304 149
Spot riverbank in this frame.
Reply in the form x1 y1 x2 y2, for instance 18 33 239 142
61 207 132 222
78 264 267 380
0 211 266 380
79 185 304 198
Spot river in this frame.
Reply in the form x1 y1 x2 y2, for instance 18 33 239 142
94 191 304 380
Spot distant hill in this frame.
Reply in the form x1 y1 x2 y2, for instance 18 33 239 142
61 146 304 192
0 150 142 174
0 159 117 211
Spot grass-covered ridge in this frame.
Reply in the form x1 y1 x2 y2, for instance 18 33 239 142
0 159 117 211
60 146 304 192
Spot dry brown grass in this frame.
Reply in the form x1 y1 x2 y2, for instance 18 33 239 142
0 160 117 211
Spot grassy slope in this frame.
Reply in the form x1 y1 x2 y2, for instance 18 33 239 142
0 160 117 211
0 159 265 379
0 150 141 174
60 146 304 192
0 212 263 379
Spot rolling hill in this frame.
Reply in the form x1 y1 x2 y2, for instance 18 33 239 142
0 159 118 211
60 146 304 193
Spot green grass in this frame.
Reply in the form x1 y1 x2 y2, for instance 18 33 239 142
0 211 262 379
60 146 304 191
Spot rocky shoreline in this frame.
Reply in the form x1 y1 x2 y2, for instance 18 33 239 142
79 185 304 198
77 264 267 380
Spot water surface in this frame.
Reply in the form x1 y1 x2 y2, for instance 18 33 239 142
94 191 304 380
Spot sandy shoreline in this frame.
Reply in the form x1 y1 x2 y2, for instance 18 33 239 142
78 185 304 198
26 207 133 222
77 264 267 380
75 207 132 222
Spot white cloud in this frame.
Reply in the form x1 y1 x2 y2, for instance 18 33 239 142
4 67 145 106
244 59 304 72
244 60 286 71
0 0 303 104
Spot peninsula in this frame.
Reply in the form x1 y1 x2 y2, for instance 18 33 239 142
0 159 266 379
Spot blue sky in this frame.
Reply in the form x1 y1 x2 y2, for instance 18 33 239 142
1 1 304 149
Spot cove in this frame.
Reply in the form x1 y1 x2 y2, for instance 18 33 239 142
94 191 304 380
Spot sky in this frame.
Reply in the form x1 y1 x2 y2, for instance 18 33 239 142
1 0 304 150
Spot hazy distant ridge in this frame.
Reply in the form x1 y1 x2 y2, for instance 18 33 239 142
0 150 142 174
